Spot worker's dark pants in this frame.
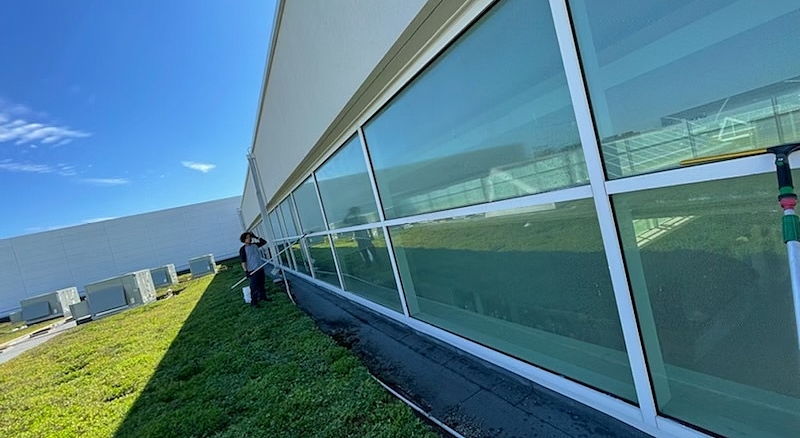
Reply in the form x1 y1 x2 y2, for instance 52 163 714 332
248 268 267 306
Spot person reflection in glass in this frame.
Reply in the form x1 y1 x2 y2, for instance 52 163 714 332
344 206 376 264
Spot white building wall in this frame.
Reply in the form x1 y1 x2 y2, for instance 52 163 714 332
0 240 26 312
0 196 242 315
59 222 119 290
251 0 428 207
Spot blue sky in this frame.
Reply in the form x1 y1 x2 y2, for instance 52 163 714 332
0 1 273 238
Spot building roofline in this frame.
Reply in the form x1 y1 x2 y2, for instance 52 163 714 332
240 0 285 208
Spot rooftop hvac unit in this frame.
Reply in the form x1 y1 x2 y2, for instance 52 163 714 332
68 301 91 324
149 264 178 287
19 287 81 325
9 310 23 324
84 270 157 318
188 254 216 278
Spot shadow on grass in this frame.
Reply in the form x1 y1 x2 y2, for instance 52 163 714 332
111 258 436 438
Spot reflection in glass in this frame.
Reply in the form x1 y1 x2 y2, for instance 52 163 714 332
315 135 379 229
293 176 327 233
390 199 636 401
614 173 800 437
364 0 586 220
307 235 339 287
268 211 283 240
778 93 800 142
255 221 271 260
277 241 292 269
291 239 311 276
569 0 800 178
279 198 299 237
332 227 402 313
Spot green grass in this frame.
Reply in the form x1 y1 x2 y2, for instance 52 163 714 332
0 259 438 438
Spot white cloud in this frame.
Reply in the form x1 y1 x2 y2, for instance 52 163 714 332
182 161 216 173
0 159 79 176
0 98 90 146
3 124 91 145
58 165 77 176
0 98 34 117
81 178 130 186
0 159 52 173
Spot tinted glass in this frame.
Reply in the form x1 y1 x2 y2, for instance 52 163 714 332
364 0 587 219
279 198 298 237
293 176 326 233
390 199 636 401
308 235 339 287
268 211 283 240
315 135 380 229
614 172 800 436
570 0 800 178
332 227 402 313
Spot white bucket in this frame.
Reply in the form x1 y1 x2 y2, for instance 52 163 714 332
242 286 251 304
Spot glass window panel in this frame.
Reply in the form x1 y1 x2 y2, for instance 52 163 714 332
364 0 587 220
255 221 271 260
778 94 800 141
390 199 636 401
294 176 327 233
268 211 283 240
276 241 291 269
291 239 311 276
279 198 299 237
315 135 380 229
332 227 402 313
570 0 800 179
613 173 800 437
308 235 339 287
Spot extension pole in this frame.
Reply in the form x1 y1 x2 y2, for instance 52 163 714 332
681 142 800 349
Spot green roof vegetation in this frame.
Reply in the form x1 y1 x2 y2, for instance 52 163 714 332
0 259 437 438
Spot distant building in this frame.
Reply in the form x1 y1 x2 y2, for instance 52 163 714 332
0 196 241 315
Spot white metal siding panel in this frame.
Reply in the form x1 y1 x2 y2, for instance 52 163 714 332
0 240 25 313
104 218 156 272
252 0 427 204
145 209 186 267
59 223 119 288
13 235 75 296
